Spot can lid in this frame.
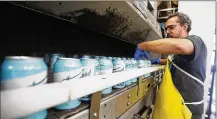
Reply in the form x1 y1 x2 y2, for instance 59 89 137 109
58 57 79 60
5 56 42 60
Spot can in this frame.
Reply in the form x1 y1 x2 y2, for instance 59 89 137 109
131 59 138 83
99 58 113 94
112 58 126 89
100 56 107 59
122 57 127 61
48 54 61 83
82 55 91 59
112 57 117 61
80 58 95 78
147 60 151 67
0 56 48 119
125 59 132 86
93 59 100 76
53 58 82 109
72 54 79 59
94 56 100 59
59 54 65 57
146 60 152 77
80 58 95 101
107 57 112 60
138 60 146 68
44 53 50 64
50 54 61 70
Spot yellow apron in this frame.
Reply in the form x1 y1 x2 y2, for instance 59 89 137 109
152 58 192 119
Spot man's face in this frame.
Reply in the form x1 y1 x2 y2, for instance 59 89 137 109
165 16 187 38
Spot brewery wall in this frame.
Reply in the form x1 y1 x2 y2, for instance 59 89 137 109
0 2 136 62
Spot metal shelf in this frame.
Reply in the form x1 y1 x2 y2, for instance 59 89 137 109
1 66 164 119
9 1 162 45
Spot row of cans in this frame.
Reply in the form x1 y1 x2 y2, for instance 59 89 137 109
0 54 151 119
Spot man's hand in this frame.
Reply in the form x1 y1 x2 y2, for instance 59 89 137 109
134 47 149 60
151 58 160 64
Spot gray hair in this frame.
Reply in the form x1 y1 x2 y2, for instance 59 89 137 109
166 12 192 32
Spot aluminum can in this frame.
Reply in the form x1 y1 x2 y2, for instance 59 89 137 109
53 58 82 109
99 58 113 94
112 58 126 89
1 56 48 119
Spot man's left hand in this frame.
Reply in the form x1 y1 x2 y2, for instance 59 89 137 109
134 47 149 60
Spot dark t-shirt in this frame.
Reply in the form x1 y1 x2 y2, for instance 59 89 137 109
170 35 207 115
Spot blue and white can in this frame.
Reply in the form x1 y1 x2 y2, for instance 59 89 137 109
125 58 133 86
0 56 48 119
125 59 133 86
112 57 117 61
59 54 65 57
44 53 50 65
112 58 126 89
80 58 95 78
82 55 91 59
50 54 61 70
48 54 61 83
72 54 79 59
122 57 127 61
99 58 113 94
107 57 112 60
138 60 150 78
80 58 95 101
53 58 82 110
145 60 152 77
137 60 146 79
146 60 151 67
138 60 146 68
94 56 100 59
100 56 107 59
131 59 138 83
94 59 100 76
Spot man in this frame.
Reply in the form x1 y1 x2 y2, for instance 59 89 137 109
134 12 207 119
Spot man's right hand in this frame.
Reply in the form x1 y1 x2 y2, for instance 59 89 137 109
151 58 160 64
134 47 149 60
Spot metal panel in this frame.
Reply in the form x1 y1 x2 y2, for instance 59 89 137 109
130 86 140 105
137 76 143 97
65 84 138 119
89 91 102 119
118 88 157 119
99 99 116 119
115 89 131 118
54 81 157 119
9 1 162 46
119 98 146 119
66 110 89 119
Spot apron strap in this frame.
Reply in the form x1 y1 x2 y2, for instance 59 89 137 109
168 56 204 105
184 100 204 105
172 63 204 86
168 57 204 86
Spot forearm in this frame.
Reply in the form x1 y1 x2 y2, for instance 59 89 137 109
160 59 167 65
138 38 193 55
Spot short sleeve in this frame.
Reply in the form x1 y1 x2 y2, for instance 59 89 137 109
179 35 206 62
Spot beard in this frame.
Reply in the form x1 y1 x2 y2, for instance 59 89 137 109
166 34 173 38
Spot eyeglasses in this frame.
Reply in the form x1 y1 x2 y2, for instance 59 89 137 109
165 23 180 31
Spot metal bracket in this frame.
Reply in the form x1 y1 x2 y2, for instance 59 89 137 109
132 107 151 119
137 76 143 97
141 107 151 119
89 91 102 119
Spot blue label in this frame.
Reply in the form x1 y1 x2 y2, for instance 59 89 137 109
1 58 47 80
